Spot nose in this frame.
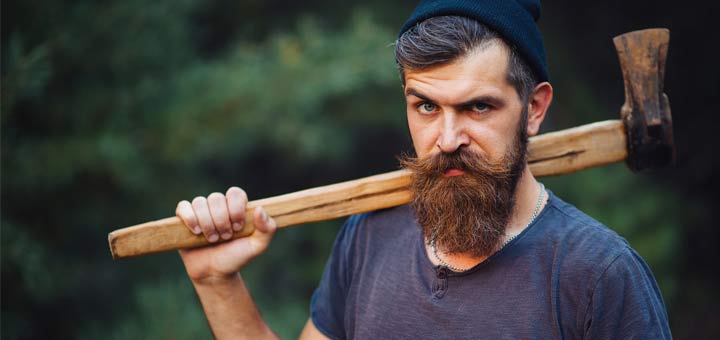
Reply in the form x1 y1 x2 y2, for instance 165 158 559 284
437 112 470 153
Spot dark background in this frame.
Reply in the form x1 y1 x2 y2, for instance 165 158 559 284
2 0 718 338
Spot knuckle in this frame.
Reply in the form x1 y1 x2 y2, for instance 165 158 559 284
192 196 206 206
227 186 247 200
175 208 189 219
176 201 187 213
177 200 190 211
208 192 224 202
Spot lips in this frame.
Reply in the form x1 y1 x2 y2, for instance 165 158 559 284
444 168 465 177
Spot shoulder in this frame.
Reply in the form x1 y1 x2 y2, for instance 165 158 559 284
542 192 631 266
527 192 670 336
530 192 641 294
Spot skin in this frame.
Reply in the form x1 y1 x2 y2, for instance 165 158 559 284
404 41 553 268
175 40 553 339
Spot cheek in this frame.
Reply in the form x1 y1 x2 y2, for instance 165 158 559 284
466 123 510 159
407 115 437 156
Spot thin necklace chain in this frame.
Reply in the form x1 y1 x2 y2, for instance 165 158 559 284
430 183 546 272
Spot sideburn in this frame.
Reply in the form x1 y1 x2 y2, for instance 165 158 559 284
399 112 529 257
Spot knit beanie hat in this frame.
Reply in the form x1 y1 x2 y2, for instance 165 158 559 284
399 0 549 82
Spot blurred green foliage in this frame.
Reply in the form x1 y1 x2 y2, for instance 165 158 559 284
2 0 717 339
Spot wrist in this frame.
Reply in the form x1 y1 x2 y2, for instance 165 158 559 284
189 272 278 339
190 271 242 287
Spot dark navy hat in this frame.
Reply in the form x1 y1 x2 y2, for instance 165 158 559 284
399 0 548 82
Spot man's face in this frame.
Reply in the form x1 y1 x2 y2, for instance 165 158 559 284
404 42 525 165
400 42 531 256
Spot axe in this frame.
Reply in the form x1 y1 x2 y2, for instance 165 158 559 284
108 28 674 259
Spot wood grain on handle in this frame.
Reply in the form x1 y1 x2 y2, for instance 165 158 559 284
108 119 626 259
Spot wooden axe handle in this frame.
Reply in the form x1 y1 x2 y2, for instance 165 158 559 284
108 120 626 259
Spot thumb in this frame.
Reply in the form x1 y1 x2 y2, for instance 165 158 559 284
251 206 277 249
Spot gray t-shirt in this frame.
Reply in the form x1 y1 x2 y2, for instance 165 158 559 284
310 191 671 339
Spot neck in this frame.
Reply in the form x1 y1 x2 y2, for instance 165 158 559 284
505 167 545 237
425 165 547 270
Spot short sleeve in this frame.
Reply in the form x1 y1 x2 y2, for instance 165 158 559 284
310 213 365 340
583 248 672 339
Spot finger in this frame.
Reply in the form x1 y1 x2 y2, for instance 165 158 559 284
208 192 233 240
250 206 277 254
192 196 219 243
226 187 247 232
176 200 201 235
253 206 277 235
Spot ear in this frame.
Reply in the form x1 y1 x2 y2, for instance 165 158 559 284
526 82 553 136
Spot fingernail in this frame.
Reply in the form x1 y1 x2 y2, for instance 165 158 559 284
193 226 201 234
208 234 219 243
221 232 232 240
261 210 268 221
232 223 242 231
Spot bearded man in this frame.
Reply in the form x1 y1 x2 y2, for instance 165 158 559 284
174 1 672 339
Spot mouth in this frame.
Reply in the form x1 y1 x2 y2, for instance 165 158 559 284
443 168 466 177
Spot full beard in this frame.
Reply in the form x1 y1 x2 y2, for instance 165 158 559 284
399 119 529 257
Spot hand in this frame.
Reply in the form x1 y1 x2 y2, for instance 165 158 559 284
175 187 277 284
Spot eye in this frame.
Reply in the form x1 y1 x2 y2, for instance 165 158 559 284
417 102 437 114
472 102 490 112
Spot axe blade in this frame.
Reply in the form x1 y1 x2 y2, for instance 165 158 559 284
613 28 675 172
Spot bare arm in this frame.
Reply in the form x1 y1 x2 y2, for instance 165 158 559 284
176 188 280 339
176 188 334 339
299 318 331 340
190 273 277 339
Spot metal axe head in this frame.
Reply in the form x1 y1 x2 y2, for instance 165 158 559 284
613 28 675 172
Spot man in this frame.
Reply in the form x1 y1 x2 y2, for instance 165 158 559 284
174 1 672 338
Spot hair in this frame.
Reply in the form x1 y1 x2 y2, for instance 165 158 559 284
395 16 538 104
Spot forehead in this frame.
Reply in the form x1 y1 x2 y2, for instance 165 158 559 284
403 43 515 102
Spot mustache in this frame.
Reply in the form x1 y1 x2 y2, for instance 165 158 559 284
398 148 514 179
398 147 521 257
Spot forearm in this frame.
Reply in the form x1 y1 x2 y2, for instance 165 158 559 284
191 273 278 340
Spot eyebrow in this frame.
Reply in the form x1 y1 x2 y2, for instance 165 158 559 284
405 88 432 102
405 88 507 108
